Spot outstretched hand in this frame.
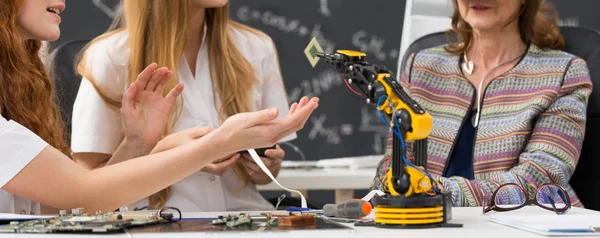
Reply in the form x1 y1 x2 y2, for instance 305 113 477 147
121 63 184 151
215 96 319 156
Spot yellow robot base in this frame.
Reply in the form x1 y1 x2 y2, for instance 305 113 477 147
374 206 444 225
370 193 462 229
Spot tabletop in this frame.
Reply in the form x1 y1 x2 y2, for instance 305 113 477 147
1 206 598 237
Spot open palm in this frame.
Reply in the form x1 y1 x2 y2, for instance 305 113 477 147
121 63 184 150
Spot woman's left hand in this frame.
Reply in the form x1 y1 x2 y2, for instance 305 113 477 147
239 145 285 185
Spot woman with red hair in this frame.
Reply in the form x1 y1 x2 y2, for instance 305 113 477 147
0 0 317 214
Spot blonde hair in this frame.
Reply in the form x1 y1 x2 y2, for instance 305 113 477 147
77 0 269 209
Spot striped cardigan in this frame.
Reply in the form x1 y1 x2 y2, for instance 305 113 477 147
371 44 592 207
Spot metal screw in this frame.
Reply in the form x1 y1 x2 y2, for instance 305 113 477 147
348 79 353 84
368 84 372 91
349 65 353 71
366 98 371 104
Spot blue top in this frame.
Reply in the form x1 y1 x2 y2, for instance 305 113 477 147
444 110 476 180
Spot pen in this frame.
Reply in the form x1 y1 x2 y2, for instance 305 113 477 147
547 228 596 233
285 207 311 212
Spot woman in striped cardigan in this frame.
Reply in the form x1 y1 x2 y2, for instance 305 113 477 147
372 0 592 207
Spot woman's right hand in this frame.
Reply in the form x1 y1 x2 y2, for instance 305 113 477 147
214 96 319 157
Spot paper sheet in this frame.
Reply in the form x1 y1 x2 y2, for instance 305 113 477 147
0 213 54 221
489 214 600 236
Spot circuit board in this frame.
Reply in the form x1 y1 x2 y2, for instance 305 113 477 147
127 212 352 234
0 208 176 233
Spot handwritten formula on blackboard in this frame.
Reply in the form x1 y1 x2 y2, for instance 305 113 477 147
230 0 407 160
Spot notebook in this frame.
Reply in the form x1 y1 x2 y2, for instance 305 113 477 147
489 214 600 236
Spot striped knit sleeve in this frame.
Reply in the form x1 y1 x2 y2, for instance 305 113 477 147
438 58 593 207
371 53 417 191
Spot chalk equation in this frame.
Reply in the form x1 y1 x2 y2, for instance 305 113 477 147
352 30 400 62
307 114 353 145
358 106 391 154
306 105 390 153
236 4 336 53
287 69 341 103
92 0 119 19
319 0 332 17
558 17 579 27
236 4 399 63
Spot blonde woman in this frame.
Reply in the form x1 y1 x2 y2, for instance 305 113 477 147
73 0 295 211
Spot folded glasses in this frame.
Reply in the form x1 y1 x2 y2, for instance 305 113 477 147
482 183 571 215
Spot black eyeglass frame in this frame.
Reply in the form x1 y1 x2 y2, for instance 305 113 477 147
482 183 571 215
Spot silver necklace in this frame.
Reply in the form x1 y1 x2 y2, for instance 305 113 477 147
466 51 526 127
462 53 474 74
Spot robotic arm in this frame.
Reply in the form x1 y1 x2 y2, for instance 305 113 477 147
316 50 435 197
313 48 460 229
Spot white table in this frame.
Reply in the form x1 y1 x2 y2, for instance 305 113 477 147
3 207 598 237
256 168 377 203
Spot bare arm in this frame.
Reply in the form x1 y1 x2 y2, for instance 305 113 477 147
73 138 151 170
4 96 318 213
5 132 222 213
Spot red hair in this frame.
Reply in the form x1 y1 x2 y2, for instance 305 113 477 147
0 0 70 155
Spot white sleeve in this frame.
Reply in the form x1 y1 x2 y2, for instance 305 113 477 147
70 39 127 154
260 42 297 142
0 116 48 188
71 78 124 154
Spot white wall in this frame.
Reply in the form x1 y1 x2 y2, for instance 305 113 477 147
397 0 453 75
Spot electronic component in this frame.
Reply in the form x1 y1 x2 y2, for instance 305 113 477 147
239 145 276 157
211 214 253 227
304 37 324 67
0 208 178 233
211 212 316 228
272 213 316 227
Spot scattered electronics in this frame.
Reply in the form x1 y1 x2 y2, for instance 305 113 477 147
0 208 179 233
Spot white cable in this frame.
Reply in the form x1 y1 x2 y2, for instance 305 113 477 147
473 77 485 127
471 53 525 127
275 194 286 210
360 190 384 202
247 149 308 208
280 142 307 161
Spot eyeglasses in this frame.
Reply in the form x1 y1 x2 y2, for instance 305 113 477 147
482 183 571 215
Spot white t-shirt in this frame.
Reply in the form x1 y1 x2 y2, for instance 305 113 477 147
0 115 49 214
71 26 296 212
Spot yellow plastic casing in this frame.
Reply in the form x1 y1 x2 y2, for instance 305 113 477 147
386 166 434 196
336 50 366 57
375 73 432 141
373 206 444 225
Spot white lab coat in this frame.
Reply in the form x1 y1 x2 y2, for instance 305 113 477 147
71 26 295 212
0 116 48 214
